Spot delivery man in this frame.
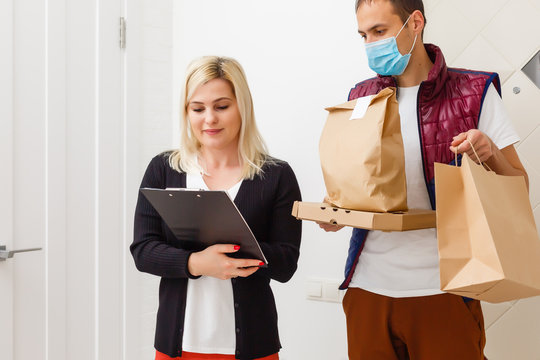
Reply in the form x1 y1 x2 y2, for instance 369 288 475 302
319 0 529 359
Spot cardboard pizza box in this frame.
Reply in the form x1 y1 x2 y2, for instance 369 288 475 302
292 201 436 232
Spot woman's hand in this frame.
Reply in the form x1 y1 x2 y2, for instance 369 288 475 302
187 244 263 280
449 129 493 163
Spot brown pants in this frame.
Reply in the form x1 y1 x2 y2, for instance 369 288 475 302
342 288 487 360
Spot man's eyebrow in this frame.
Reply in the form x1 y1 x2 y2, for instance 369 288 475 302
358 23 386 34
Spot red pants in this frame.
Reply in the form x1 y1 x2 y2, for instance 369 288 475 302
343 288 487 360
156 350 279 360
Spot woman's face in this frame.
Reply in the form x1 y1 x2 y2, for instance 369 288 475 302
187 78 242 152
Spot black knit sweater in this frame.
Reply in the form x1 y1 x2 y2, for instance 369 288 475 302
130 152 302 359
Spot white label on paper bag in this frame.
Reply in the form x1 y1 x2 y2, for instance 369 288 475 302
349 95 374 120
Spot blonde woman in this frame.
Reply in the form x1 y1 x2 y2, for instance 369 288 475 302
131 56 302 360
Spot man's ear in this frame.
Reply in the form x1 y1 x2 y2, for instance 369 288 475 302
410 9 425 36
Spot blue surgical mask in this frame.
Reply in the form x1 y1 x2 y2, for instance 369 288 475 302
364 15 418 76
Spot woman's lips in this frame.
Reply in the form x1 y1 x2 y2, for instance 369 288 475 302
203 129 223 135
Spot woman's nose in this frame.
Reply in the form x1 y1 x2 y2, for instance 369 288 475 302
204 109 218 124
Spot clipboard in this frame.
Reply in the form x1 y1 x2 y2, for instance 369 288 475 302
140 188 268 266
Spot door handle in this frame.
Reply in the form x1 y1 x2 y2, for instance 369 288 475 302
0 245 42 261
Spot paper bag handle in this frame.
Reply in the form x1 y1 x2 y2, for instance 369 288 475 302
467 139 493 171
454 139 493 172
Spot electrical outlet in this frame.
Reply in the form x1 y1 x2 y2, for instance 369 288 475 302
322 281 341 302
305 278 344 303
306 280 322 299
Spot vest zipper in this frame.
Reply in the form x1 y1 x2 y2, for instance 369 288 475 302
415 82 435 210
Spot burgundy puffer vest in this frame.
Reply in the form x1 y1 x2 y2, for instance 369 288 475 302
339 44 501 290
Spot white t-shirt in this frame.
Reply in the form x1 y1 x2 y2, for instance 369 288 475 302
349 84 520 297
182 173 243 354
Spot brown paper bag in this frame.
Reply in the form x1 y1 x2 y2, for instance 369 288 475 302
435 152 540 303
319 87 407 212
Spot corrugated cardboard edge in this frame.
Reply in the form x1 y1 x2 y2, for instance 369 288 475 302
292 200 299 218
291 201 435 231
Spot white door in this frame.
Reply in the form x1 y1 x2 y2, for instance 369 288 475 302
0 0 137 359
0 0 47 358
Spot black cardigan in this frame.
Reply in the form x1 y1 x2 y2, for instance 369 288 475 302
130 153 302 359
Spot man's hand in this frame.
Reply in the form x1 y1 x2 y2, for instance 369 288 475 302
450 129 492 163
317 222 345 232
318 196 345 232
188 244 263 280
449 129 529 190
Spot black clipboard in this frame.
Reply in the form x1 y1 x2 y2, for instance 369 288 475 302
140 188 268 266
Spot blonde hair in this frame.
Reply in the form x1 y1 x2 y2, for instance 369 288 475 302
169 56 269 179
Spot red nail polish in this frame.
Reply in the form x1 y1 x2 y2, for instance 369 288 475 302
234 245 241 250
259 262 265 266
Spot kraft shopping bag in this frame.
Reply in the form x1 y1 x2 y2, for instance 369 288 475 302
319 87 407 212
435 151 540 303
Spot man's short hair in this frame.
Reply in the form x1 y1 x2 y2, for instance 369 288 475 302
355 0 427 26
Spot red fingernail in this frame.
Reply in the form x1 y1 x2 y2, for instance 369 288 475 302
234 245 241 250
259 262 265 266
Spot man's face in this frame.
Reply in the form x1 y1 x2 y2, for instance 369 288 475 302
356 0 415 56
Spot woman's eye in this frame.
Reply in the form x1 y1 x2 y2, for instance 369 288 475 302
191 108 204 113
216 105 229 110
